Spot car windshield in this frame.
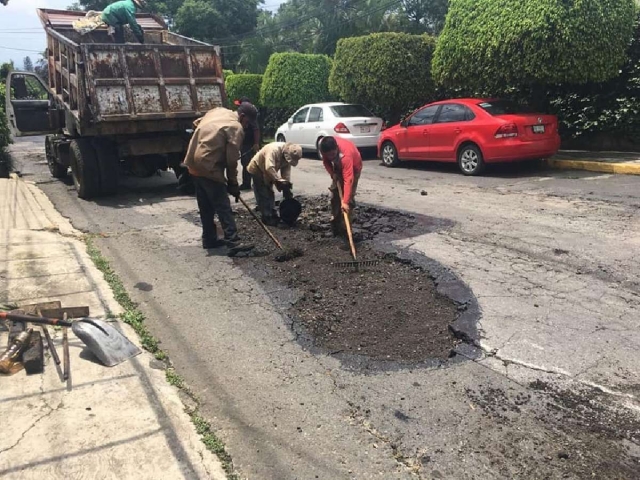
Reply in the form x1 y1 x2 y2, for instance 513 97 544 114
478 100 534 115
330 104 374 118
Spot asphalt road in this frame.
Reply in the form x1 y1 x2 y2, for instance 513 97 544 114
11 137 640 479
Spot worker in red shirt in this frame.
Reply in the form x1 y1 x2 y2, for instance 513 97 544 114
319 136 363 236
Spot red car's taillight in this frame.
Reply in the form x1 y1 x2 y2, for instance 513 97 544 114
495 123 518 139
334 122 350 134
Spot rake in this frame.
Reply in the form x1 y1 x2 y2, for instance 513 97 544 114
332 182 379 271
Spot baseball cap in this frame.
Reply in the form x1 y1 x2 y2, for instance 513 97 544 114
233 96 251 106
283 143 302 166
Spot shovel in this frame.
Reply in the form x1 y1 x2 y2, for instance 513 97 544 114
0 312 141 367
237 194 303 262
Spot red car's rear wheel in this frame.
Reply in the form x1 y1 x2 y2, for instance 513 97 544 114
458 143 485 176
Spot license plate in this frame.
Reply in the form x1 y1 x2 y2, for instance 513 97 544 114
360 126 371 133
533 125 545 134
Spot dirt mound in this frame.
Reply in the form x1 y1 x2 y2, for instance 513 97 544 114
231 195 462 365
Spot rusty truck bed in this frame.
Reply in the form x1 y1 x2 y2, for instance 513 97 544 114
38 9 225 134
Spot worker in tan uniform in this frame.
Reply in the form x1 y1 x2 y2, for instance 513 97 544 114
247 142 302 226
183 103 258 249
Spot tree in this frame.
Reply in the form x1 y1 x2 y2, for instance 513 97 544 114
432 0 637 102
398 0 448 35
23 56 34 72
174 0 223 42
330 33 436 123
0 61 14 80
174 0 260 42
35 52 49 82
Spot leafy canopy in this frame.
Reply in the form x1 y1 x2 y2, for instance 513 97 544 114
433 0 637 92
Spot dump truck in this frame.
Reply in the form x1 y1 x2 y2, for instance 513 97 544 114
4 8 227 198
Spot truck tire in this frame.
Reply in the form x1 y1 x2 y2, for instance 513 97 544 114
94 139 119 195
45 135 68 179
70 139 101 199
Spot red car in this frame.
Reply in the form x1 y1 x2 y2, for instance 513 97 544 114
378 99 561 175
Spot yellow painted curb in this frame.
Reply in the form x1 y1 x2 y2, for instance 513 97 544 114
546 158 640 175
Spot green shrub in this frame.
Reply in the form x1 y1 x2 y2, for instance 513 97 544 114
0 101 12 177
329 33 436 124
0 83 11 150
433 0 636 96
260 53 333 108
225 74 263 106
549 10 640 147
223 69 234 79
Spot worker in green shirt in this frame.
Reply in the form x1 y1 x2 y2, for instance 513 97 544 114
101 0 146 44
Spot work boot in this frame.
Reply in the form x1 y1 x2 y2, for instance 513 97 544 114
239 183 251 191
202 238 226 249
262 217 279 227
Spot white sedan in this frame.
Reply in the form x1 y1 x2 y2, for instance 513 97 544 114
275 102 383 156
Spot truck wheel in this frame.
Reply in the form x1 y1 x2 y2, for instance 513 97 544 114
70 139 101 199
94 139 119 195
45 135 68 179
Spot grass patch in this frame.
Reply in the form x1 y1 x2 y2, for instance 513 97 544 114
85 235 238 479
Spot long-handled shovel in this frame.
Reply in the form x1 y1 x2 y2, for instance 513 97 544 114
0 312 141 367
333 182 378 270
237 194 303 262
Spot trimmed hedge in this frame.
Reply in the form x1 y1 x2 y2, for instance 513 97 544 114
260 53 333 108
433 0 636 94
225 74 263 106
329 33 437 124
549 10 640 149
223 69 234 79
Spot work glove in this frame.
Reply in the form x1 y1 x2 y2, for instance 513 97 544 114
227 184 240 202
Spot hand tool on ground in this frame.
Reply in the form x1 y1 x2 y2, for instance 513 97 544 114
237 194 303 262
333 182 378 270
42 326 61 366
62 324 70 381
0 312 141 367
0 329 32 375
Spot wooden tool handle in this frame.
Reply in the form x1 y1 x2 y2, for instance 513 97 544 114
42 326 61 366
237 195 284 250
336 182 357 261
0 311 73 327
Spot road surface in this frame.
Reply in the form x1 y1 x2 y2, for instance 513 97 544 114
11 137 640 479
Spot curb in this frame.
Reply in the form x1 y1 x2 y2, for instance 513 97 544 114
545 158 640 176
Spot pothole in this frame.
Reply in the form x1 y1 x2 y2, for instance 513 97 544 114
199 195 479 368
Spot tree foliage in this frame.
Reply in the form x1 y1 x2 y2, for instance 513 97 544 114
260 52 332 108
330 32 436 123
174 0 260 42
35 52 49 82
23 56 34 73
549 10 640 145
433 0 637 94
0 61 14 80
225 74 263 106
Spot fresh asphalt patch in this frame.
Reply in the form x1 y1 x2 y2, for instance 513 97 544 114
184 194 480 370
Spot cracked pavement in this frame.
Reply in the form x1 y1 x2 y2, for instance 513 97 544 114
10 137 640 479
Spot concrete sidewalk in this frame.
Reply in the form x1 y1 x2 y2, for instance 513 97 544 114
0 175 225 480
548 150 640 175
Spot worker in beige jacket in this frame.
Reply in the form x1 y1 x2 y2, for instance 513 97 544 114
183 103 258 248
247 142 302 226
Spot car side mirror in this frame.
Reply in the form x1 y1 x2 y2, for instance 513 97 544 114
400 119 408 128
287 118 293 125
